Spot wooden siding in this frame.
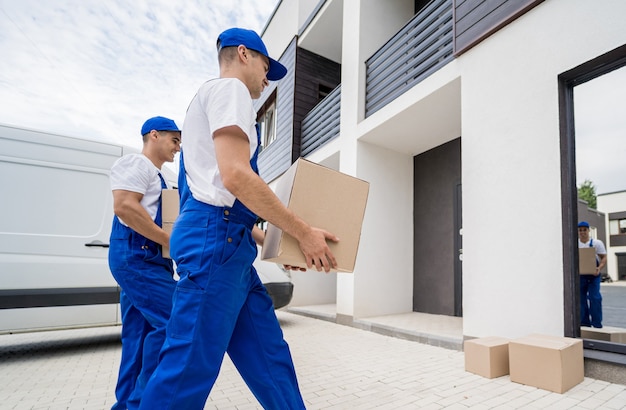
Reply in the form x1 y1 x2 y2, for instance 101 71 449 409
454 0 544 55
294 47 341 159
255 39 342 182
256 38 297 183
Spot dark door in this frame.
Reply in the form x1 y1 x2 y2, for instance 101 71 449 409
413 138 462 316
617 253 626 280
454 181 463 317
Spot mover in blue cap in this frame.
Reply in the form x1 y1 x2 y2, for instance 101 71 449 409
139 28 338 409
108 116 181 410
577 221 607 328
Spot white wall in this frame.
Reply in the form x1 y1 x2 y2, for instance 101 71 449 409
262 0 300 59
460 0 626 338
354 141 414 318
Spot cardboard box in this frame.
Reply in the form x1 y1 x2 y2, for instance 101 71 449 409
261 158 369 272
161 189 179 259
464 337 510 378
581 326 626 343
509 334 583 393
578 247 597 274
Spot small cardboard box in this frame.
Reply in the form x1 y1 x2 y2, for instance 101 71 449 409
161 189 179 259
578 247 596 274
261 158 369 272
581 326 626 343
464 337 510 378
509 334 583 393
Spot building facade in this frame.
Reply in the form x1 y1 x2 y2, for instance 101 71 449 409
598 191 626 281
253 0 626 375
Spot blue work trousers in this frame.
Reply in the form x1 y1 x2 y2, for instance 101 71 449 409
111 290 146 410
139 198 305 409
109 218 176 410
580 274 602 328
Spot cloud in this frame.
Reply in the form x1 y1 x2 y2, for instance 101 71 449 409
0 0 279 148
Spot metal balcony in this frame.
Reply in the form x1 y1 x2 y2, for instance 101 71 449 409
365 0 454 117
301 84 341 157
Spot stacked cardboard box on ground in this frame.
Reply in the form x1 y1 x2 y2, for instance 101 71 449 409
464 334 584 394
509 334 583 393
464 337 510 379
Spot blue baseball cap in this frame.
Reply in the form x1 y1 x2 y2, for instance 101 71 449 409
217 28 287 81
141 116 181 136
578 221 590 228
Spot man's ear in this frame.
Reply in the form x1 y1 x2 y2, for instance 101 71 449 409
238 45 249 63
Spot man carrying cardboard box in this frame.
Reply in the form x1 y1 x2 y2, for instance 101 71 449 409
108 116 181 410
578 221 607 328
140 28 338 409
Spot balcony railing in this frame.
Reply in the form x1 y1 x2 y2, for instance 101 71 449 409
365 0 453 117
301 84 341 157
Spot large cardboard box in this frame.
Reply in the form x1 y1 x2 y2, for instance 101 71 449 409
161 189 179 259
581 326 626 343
578 247 597 274
261 158 369 272
464 337 510 379
509 334 583 393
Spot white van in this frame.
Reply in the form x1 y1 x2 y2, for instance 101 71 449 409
0 124 133 333
0 124 292 334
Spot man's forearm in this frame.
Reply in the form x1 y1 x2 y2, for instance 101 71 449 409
225 167 311 242
116 204 170 248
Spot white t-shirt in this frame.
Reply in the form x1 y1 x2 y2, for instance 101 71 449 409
181 78 257 207
110 153 167 226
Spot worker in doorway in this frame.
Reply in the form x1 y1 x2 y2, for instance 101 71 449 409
578 221 607 328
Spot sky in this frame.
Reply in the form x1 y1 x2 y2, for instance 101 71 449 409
1 1 625 194
574 66 626 195
0 0 279 150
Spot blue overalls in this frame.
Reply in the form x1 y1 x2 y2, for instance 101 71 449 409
109 173 177 410
140 140 305 409
580 239 603 328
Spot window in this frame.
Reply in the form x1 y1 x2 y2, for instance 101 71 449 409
609 218 626 235
318 83 333 101
259 102 276 149
257 90 277 151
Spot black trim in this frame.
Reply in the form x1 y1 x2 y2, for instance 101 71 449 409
0 287 120 309
558 68 579 338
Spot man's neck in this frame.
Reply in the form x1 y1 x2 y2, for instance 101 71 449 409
142 149 163 170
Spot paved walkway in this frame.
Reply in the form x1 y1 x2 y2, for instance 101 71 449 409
1 311 625 409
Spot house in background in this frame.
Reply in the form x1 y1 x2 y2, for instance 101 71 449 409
252 0 626 382
598 191 626 281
